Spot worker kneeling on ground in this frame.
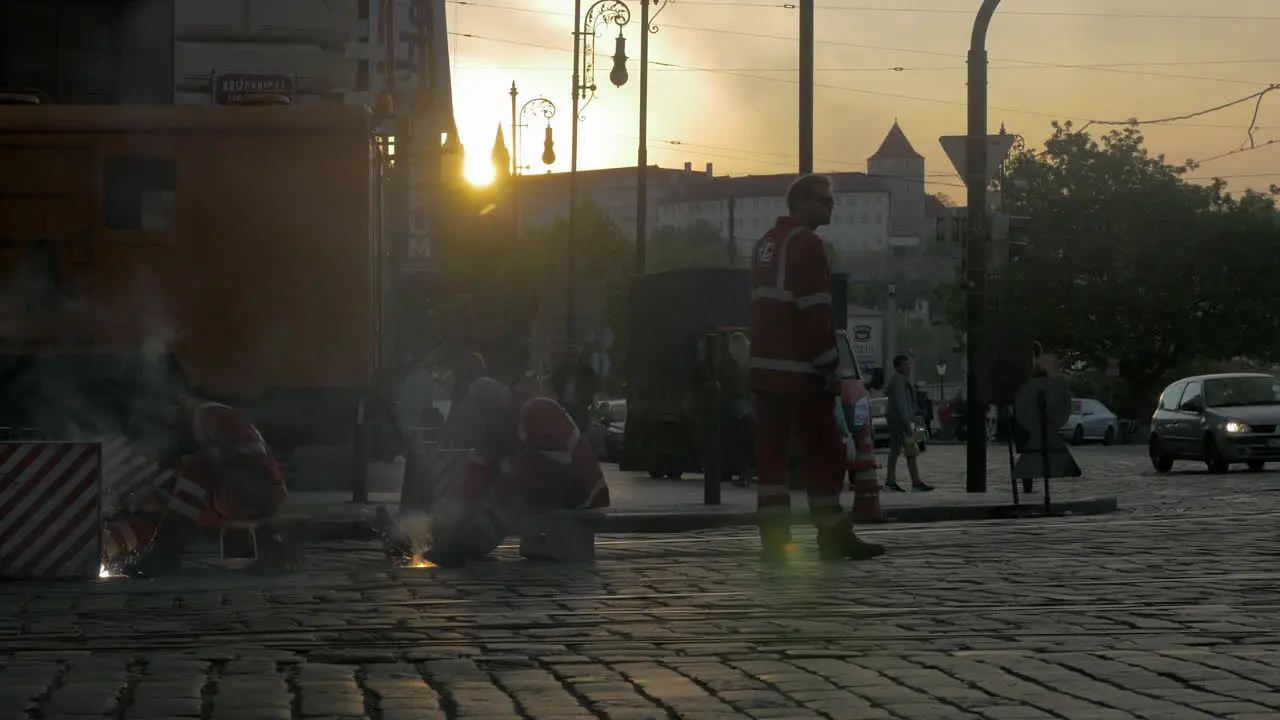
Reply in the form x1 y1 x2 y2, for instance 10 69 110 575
103 394 288 571
422 377 610 566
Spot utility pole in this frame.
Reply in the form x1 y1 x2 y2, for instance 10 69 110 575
567 0 584 347
509 82 519 177
726 196 737 265
964 0 1001 493
635 0 651 274
798 0 814 174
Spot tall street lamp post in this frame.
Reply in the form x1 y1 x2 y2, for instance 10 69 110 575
964 0 1001 493
634 0 670 275
508 82 557 248
568 0 631 345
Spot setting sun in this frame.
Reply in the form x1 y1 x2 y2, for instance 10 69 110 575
463 153 496 187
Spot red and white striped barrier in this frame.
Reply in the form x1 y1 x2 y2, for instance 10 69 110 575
99 435 175 514
0 442 104 579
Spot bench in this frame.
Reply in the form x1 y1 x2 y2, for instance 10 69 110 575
219 515 311 574
518 509 604 562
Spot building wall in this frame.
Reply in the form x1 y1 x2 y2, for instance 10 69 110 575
173 0 357 105
1 0 175 104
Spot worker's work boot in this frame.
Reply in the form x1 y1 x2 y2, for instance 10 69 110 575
817 520 886 562
758 520 792 564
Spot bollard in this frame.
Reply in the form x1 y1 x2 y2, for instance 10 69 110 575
399 436 439 514
351 399 369 503
703 332 724 506
1037 389 1052 515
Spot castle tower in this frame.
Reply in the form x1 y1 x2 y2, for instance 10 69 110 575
867 121 926 240
491 123 511 182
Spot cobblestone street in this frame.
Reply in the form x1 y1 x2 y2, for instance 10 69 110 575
4 481 1280 719
896 443 1280 515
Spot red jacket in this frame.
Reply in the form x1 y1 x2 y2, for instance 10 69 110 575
103 397 287 560
505 389 609 513
748 217 840 393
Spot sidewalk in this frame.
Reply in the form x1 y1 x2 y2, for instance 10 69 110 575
282 460 1118 540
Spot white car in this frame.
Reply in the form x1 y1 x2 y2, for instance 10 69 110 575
1059 398 1118 445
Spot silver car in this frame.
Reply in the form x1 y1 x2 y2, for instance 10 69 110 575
1149 373 1280 474
870 397 891 448
1059 398 1119 445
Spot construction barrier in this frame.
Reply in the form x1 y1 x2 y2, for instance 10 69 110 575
100 435 176 515
0 441 104 579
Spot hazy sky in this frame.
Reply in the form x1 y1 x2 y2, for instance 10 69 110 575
446 0 1278 197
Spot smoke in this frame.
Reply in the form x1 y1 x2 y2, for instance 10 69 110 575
0 259 184 462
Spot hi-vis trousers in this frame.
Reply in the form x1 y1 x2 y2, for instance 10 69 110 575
752 392 847 538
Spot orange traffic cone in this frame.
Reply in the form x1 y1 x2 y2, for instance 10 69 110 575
850 423 885 523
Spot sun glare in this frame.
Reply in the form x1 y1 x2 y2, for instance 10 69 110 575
463 155 496 187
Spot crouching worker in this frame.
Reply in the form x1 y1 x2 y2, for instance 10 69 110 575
417 377 609 566
103 395 288 572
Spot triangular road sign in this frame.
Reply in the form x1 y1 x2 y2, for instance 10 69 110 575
939 134 1018 182
1014 449 1082 480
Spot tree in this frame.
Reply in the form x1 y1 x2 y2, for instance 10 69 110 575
648 221 732 271
943 122 1280 414
521 201 634 388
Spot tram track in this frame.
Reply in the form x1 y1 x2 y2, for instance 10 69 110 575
2 622 1276 655
7 566 1278 619
4 595 1277 649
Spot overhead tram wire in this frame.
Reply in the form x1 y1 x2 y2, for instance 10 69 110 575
670 1 1280 21
448 31 1278 133
446 0 1280 87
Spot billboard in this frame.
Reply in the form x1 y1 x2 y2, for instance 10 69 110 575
847 315 883 377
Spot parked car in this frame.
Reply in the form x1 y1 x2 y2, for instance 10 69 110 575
1059 398 1119 445
586 399 627 463
1149 373 1280 474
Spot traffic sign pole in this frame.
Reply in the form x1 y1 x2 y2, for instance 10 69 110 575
963 0 1002 494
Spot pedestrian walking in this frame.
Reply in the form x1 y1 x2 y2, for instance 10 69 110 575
551 345 599 431
884 355 934 492
748 173 885 562
915 384 934 440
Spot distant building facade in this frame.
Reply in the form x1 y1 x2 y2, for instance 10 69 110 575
515 166 688 240
655 122 955 299
657 170 892 281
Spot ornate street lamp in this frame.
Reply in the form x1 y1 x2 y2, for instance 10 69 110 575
509 83 557 175
566 0 631 345
508 82 558 251
935 359 947 407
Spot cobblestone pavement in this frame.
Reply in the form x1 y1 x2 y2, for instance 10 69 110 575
4 507 1280 719
314 444 1280 521
900 443 1280 515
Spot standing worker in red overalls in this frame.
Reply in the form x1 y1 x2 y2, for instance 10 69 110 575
103 394 288 571
748 173 885 562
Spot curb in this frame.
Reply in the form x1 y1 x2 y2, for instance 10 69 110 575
301 496 1119 541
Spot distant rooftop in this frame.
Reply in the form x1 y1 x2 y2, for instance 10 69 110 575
870 121 924 161
664 172 887 204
